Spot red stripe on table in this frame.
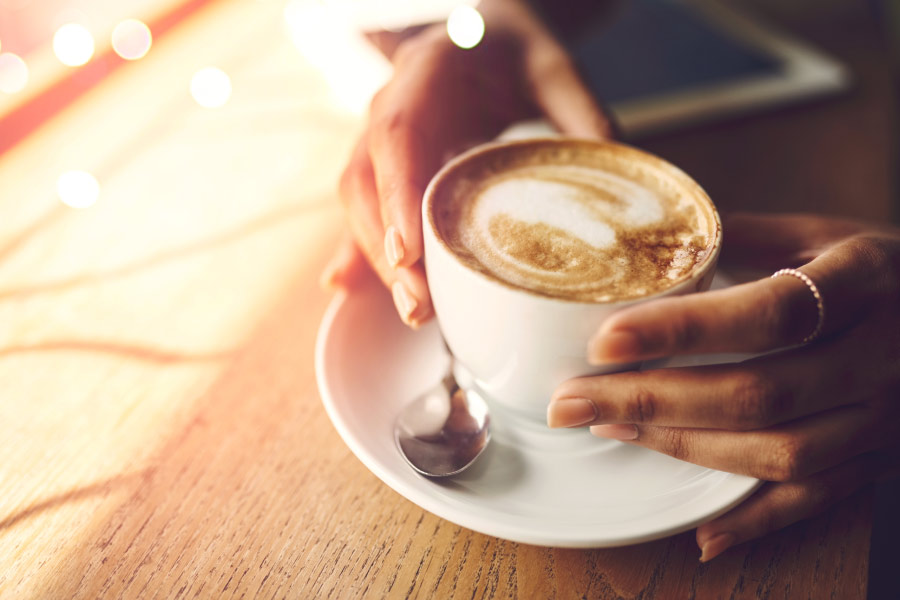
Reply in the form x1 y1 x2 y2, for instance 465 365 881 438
0 0 220 156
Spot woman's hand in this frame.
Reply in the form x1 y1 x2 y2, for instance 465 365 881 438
547 212 900 561
324 0 615 327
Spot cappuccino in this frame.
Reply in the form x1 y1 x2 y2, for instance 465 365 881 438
428 140 718 302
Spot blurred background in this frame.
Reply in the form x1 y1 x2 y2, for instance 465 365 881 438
0 0 895 217
0 2 896 596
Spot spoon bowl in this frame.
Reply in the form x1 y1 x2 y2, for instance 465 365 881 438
395 363 491 477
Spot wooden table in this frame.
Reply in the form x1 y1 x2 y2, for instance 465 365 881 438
0 0 890 598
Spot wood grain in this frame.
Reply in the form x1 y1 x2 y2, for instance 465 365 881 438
0 0 885 598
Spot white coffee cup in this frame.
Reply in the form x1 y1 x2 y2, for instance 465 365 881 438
422 138 722 420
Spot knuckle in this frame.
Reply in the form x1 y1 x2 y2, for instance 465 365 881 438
623 388 658 424
762 435 806 482
372 110 410 141
845 235 891 268
755 503 780 537
379 174 423 209
668 313 704 351
658 427 691 461
531 45 576 79
843 235 900 293
369 115 404 149
730 371 789 430
370 112 426 163
800 479 834 514
730 373 768 429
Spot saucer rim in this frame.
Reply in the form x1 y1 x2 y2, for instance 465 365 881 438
315 284 762 548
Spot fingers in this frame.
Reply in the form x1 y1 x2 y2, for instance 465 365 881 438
553 314 900 431
339 135 391 278
525 44 615 140
587 278 819 363
368 113 431 270
339 135 433 326
391 264 433 329
354 42 452 321
587 234 899 364
695 445 896 561
552 344 853 431
589 404 896 482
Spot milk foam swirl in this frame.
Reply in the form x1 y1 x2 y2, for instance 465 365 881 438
434 143 716 302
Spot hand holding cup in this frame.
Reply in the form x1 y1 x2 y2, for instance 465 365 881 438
549 213 900 560
326 0 615 325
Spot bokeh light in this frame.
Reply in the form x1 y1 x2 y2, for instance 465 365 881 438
112 19 152 60
53 23 95 67
190 67 231 108
446 5 484 49
57 170 100 208
0 53 28 93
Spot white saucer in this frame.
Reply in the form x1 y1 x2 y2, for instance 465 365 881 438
315 275 761 548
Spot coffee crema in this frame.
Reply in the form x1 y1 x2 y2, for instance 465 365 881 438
429 140 719 302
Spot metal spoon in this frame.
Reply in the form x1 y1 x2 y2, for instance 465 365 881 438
394 358 491 477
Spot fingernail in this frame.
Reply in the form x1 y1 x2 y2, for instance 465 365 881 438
590 424 638 440
384 225 405 268
547 398 597 428
588 330 643 364
699 532 737 563
407 304 434 330
391 280 417 325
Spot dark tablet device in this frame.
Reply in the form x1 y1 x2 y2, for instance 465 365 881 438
569 0 848 137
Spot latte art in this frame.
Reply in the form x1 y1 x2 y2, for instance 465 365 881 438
430 140 718 303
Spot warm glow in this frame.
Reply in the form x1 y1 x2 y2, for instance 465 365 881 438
57 171 100 208
0 52 28 93
446 5 484 49
190 67 232 108
53 23 95 67
112 19 152 60
283 0 392 114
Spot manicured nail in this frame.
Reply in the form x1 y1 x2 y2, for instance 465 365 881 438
407 304 434 330
590 424 638 440
384 225 405 268
547 398 597 428
391 280 417 325
588 330 643 364
699 532 737 563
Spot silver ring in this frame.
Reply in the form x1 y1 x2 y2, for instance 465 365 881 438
771 268 825 344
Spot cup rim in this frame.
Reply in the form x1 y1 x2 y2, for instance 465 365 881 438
423 137 723 307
